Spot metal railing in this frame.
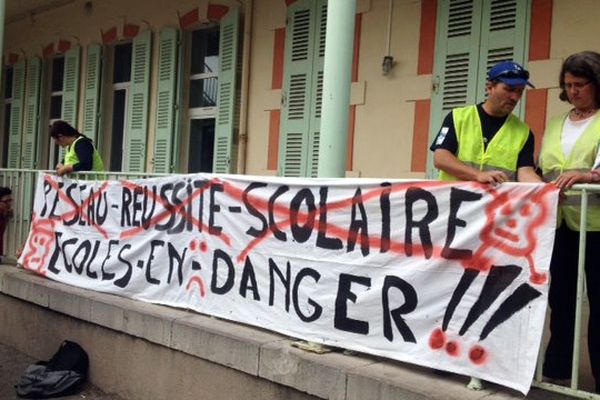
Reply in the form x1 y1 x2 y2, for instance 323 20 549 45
532 183 600 399
1 168 599 398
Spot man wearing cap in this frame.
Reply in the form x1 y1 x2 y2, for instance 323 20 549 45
430 60 542 184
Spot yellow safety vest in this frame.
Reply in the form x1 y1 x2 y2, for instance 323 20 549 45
539 112 600 231
64 136 105 174
438 105 530 181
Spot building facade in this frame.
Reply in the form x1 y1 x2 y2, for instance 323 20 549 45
0 0 587 179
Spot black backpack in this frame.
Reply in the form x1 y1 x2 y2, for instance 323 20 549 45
15 340 89 398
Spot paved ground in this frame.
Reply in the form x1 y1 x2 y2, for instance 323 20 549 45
0 342 126 400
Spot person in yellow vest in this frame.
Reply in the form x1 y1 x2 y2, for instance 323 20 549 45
430 60 541 184
50 120 104 177
430 61 541 390
539 51 600 393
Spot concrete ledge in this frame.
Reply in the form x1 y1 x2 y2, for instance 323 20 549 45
0 265 569 400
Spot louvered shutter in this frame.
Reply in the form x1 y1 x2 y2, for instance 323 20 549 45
307 0 327 177
279 0 317 177
153 28 179 173
61 46 80 126
426 0 483 177
124 30 152 172
426 0 530 177
429 0 482 126
477 0 528 114
7 61 25 168
212 7 240 174
22 57 42 169
83 44 102 145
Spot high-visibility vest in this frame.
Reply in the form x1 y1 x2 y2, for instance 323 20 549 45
64 136 104 172
438 105 530 181
539 112 600 231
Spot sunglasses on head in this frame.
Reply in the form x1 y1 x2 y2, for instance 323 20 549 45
489 68 530 80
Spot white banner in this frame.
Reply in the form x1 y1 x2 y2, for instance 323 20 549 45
19 173 558 393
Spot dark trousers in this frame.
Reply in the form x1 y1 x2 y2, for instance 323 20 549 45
543 224 600 392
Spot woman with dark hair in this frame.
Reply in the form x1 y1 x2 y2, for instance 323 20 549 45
539 51 600 392
50 120 104 177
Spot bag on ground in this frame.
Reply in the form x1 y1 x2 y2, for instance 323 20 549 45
15 340 89 398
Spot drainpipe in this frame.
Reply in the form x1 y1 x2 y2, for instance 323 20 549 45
236 0 252 174
317 0 356 177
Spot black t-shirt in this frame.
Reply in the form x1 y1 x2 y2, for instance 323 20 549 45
429 104 535 169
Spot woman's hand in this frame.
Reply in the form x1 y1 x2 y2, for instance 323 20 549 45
56 164 73 177
553 171 591 191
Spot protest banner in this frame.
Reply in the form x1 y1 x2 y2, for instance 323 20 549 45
19 172 558 393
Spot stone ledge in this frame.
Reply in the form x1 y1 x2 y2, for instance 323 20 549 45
0 265 567 400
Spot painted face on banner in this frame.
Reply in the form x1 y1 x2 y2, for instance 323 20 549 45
481 190 547 257
21 218 56 274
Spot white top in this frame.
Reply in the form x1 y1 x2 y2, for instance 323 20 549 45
561 114 600 168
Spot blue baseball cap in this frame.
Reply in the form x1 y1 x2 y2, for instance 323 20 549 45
487 61 535 88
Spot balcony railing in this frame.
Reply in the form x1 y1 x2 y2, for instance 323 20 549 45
1 168 599 399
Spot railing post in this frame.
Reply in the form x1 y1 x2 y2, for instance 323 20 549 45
571 187 588 389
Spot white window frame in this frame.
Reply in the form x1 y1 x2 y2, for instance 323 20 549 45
181 24 220 172
101 41 133 172
46 56 65 169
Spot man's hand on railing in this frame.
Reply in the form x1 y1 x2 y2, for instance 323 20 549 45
476 170 509 185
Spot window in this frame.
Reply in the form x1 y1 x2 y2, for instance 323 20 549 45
108 42 132 172
1 67 13 168
152 9 239 174
188 118 215 172
46 56 65 168
185 26 219 173
100 32 151 173
38 47 81 169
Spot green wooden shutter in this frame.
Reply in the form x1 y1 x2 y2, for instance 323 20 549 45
307 0 327 177
477 0 529 114
22 57 42 169
426 0 530 177
213 7 240 174
153 28 179 173
279 0 317 177
61 46 81 126
83 44 102 145
125 30 152 172
426 0 484 177
7 61 25 168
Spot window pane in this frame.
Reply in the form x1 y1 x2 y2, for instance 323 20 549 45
113 43 132 84
188 118 215 173
4 67 13 99
189 78 218 108
50 95 62 119
110 89 127 171
190 27 220 75
51 57 65 92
